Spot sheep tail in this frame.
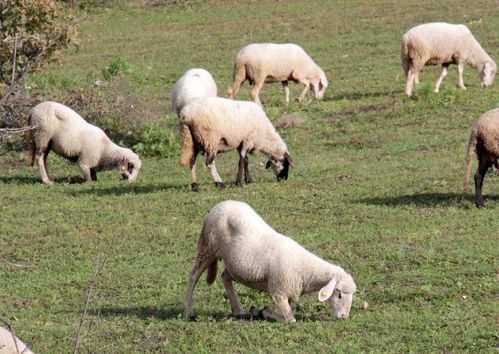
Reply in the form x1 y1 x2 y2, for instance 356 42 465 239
206 259 218 285
400 39 410 76
464 129 478 187
27 113 36 166
179 122 195 166
227 62 246 98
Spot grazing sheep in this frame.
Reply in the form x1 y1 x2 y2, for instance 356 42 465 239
401 22 497 97
227 43 328 106
0 326 35 354
171 68 218 116
184 200 356 322
179 97 292 191
27 101 141 185
465 107 499 208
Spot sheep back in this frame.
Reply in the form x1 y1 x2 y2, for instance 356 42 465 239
471 108 499 155
171 68 218 115
0 327 35 354
236 43 323 82
180 97 287 157
402 22 488 66
201 200 348 300
31 101 109 163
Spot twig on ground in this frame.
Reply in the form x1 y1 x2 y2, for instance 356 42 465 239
0 254 36 269
73 255 109 354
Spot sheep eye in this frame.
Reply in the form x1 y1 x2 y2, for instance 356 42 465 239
338 292 342 299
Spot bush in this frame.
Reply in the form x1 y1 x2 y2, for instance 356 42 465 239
102 57 133 81
133 123 179 158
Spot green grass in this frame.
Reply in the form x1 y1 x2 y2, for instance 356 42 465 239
1 0 499 352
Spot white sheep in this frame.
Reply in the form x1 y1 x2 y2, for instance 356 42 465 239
401 22 497 97
0 326 35 354
184 200 356 322
179 97 292 191
227 43 328 106
171 68 218 116
27 101 142 185
464 107 499 208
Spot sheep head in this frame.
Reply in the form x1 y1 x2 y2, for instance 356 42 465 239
480 61 497 88
265 152 293 181
119 150 142 182
315 72 328 100
318 273 356 320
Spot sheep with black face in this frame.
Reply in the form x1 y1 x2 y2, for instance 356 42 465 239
179 97 292 191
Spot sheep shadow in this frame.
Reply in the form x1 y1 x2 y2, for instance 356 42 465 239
66 183 187 196
96 305 233 322
327 90 402 102
95 305 330 323
0 175 69 185
355 192 498 208
96 305 184 321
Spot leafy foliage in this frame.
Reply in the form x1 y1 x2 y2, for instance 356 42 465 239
133 123 179 158
0 0 77 88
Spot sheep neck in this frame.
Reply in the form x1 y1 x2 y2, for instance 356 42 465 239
100 142 125 168
299 252 344 294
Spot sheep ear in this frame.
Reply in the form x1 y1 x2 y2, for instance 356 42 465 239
284 152 293 167
318 278 337 302
265 160 272 169
119 158 129 172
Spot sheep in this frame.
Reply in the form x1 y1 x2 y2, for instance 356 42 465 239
184 200 356 322
464 107 499 208
227 43 328 106
0 326 35 354
401 22 497 97
27 101 141 185
171 68 218 116
179 96 292 191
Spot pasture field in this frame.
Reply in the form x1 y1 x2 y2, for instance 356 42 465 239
1 0 498 352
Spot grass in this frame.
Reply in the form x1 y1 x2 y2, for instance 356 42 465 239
1 0 499 352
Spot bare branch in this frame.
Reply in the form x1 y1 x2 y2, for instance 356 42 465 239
0 254 36 269
73 256 109 354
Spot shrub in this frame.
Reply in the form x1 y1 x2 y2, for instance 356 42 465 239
133 123 179 158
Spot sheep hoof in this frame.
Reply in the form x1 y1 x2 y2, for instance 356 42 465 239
215 182 226 190
191 183 199 192
476 202 485 209
68 175 86 184
249 306 260 320
235 180 243 187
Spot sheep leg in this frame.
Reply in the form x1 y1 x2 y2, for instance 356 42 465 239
221 270 245 318
474 155 492 208
190 150 199 192
236 152 245 187
184 258 215 319
405 62 424 97
434 65 449 92
457 63 466 90
78 163 94 182
37 146 53 185
250 81 264 106
296 81 310 102
243 155 252 184
414 71 420 85
282 81 290 105
90 168 97 181
206 153 225 189
260 296 295 322
236 148 251 186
